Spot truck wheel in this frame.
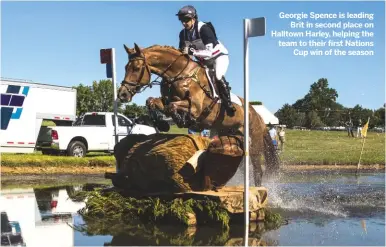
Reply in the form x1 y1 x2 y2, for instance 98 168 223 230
67 141 86 157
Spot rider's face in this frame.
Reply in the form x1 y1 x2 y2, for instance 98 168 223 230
180 17 195 30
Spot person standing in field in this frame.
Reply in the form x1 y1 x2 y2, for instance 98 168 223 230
356 119 363 138
278 127 286 151
268 123 278 150
345 119 354 137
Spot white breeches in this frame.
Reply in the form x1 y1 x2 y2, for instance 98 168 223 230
214 55 229 80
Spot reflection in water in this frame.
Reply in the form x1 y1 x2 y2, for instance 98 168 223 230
74 217 278 246
1 172 385 246
0 186 85 247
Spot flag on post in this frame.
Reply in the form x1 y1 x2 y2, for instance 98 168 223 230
361 118 369 138
357 117 370 175
246 17 266 37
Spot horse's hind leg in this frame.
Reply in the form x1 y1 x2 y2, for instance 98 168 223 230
251 154 263 187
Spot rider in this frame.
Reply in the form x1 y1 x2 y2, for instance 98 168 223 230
176 5 236 116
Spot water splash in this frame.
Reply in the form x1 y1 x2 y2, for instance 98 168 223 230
263 171 349 217
227 162 384 219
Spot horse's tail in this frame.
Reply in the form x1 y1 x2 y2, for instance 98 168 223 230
263 131 280 174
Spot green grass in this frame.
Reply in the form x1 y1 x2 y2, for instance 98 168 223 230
280 130 385 165
1 129 384 167
1 152 115 167
168 125 189 134
1 125 188 167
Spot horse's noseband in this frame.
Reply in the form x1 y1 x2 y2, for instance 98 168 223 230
121 80 141 95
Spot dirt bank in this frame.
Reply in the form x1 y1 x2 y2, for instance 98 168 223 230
1 164 384 175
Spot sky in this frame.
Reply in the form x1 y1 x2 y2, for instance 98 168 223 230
1 1 385 114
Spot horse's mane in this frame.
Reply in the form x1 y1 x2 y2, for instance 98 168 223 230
145 45 182 55
144 44 200 66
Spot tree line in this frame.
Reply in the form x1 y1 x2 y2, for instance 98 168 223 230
73 79 385 129
274 78 385 128
73 80 147 118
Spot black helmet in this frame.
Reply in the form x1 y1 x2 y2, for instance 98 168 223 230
176 5 197 19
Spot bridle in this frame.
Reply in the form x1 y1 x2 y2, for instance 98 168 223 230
120 49 222 128
121 54 152 95
121 52 196 95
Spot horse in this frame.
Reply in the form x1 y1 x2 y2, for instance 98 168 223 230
117 43 279 186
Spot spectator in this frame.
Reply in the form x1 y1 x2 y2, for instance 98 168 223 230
356 119 363 138
278 127 286 151
268 123 278 150
201 129 210 137
345 119 354 137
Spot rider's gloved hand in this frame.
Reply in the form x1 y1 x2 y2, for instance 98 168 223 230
188 44 197 55
181 47 189 54
188 48 195 56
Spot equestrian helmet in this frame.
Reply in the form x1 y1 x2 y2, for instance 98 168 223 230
176 5 197 19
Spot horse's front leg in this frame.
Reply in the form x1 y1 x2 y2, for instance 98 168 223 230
146 97 166 114
167 100 190 113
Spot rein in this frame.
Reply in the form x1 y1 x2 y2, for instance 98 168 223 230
122 52 210 95
121 53 190 93
121 50 220 124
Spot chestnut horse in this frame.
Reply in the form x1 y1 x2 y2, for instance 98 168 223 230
118 43 279 186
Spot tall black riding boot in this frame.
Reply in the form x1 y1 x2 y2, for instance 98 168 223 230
217 77 236 116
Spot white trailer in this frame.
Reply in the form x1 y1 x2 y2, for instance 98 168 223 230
0 78 76 153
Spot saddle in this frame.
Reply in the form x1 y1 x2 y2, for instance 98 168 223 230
202 67 241 106
192 57 228 102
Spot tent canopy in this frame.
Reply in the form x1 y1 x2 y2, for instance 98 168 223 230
251 105 279 125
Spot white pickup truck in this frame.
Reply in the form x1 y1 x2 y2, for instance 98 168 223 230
37 112 157 157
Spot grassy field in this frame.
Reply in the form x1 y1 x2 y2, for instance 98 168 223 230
1 151 114 167
1 125 188 168
280 130 385 165
1 129 384 169
168 125 189 134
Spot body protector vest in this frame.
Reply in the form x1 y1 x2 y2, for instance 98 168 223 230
181 21 229 63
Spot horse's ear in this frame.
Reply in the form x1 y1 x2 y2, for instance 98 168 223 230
124 44 135 55
134 43 142 55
